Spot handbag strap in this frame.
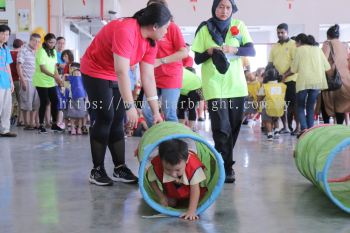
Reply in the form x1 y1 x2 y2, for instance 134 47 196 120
328 41 337 69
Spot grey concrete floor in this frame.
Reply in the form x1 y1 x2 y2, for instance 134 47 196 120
0 121 349 233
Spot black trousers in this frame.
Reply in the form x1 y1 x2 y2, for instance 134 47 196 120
208 97 245 171
36 86 58 125
177 90 200 121
82 74 126 168
285 81 297 130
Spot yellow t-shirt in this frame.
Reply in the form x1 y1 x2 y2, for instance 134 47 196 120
247 80 261 101
291 45 330 93
262 82 287 117
269 40 298 82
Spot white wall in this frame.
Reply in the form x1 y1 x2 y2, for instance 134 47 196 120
63 0 118 18
64 22 79 58
118 0 350 42
33 0 47 31
0 0 16 31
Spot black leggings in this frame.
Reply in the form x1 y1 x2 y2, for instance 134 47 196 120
208 97 245 171
82 74 126 168
177 90 200 121
36 86 58 125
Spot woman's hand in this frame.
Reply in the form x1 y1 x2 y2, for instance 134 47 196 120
207 47 220 55
54 74 63 86
154 59 162 68
159 196 169 207
221 45 238 54
152 112 163 125
126 106 138 129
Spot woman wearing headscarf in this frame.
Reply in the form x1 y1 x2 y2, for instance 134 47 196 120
321 24 350 125
192 0 255 183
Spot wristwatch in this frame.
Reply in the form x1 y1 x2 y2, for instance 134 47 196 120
124 102 135 111
160 58 167 64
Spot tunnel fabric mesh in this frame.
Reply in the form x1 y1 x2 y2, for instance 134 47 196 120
294 125 350 213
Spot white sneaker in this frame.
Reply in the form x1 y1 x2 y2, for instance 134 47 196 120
274 132 280 139
248 119 256 128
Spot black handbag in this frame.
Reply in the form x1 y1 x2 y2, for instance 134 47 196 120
326 41 343 91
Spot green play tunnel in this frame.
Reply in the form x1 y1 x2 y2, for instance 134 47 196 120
294 125 350 213
136 122 225 217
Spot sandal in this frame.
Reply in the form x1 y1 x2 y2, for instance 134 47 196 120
296 129 307 139
81 126 89 135
17 121 25 127
77 127 82 135
71 127 76 135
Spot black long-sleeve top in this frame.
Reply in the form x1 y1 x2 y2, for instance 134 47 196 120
194 42 256 65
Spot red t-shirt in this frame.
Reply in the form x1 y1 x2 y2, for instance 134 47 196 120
80 18 157 81
10 51 19 81
154 22 186 89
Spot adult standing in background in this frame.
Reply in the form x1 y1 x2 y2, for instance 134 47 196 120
192 0 255 183
321 24 350 125
80 4 170 186
56 36 66 71
142 0 188 127
17 33 41 130
289 34 330 136
33 33 63 134
0 25 17 137
268 23 299 135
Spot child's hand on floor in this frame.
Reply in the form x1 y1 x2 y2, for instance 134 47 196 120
159 196 169 207
180 211 199 221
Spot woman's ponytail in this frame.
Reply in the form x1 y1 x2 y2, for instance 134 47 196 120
132 8 146 22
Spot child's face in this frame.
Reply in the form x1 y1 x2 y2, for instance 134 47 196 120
162 160 187 179
245 72 255 82
72 69 81 76
0 31 10 44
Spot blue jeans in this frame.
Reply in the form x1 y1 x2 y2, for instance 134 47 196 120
296 89 320 131
142 88 180 127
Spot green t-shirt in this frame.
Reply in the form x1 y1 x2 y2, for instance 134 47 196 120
181 68 202 95
33 47 57 88
191 19 253 100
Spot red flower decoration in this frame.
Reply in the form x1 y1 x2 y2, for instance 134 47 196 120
230 26 240 36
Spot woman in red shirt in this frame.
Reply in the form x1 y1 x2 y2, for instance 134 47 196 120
81 4 171 186
142 0 188 127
